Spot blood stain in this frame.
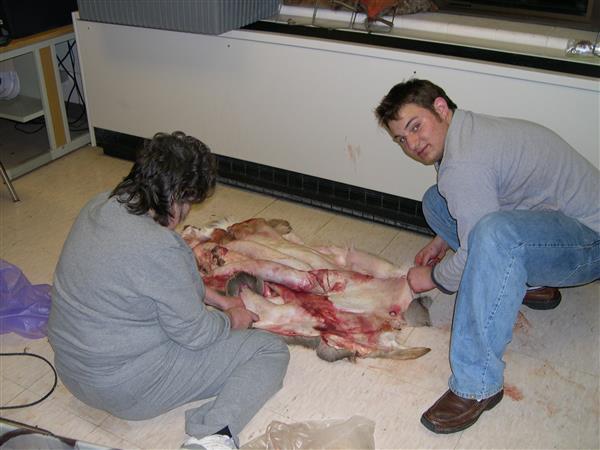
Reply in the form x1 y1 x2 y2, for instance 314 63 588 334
514 311 532 335
504 383 524 401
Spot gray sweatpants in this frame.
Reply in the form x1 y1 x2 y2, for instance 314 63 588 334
57 330 289 445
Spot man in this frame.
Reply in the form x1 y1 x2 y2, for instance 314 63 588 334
375 79 599 433
48 132 289 449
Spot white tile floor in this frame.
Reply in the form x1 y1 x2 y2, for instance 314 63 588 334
1 146 598 449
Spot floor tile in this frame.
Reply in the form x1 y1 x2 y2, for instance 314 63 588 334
0 376 27 407
0 338 55 389
1 246 59 285
308 215 398 254
28 372 110 427
509 282 600 376
182 185 276 230
1 145 598 449
379 228 432 273
263 348 460 449
98 399 211 449
253 199 335 241
1 387 98 442
83 427 140 449
456 350 599 449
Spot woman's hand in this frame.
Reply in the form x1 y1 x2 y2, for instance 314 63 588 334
205 286 259 329
226 307 259 330
204 287 244 310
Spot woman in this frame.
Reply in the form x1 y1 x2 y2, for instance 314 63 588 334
48 132 289 449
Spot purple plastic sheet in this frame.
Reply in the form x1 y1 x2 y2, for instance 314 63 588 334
0 259 51 339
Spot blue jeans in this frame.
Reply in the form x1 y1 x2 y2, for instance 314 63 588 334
422 185 600 400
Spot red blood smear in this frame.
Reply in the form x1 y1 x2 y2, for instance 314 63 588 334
203 275 228 291
504 384 524 401
274 284 384 346
203 267 392 352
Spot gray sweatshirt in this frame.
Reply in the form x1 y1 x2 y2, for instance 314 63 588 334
433 110 600 293
48 192 230 386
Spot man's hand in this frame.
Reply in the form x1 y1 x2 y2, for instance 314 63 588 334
407 265 436 293
415 235 449 267
226 307 259 330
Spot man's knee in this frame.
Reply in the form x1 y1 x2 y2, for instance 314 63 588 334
469 211 521 250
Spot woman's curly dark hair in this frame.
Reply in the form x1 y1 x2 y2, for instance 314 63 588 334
111 131 216 226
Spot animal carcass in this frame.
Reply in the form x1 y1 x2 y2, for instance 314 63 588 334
182 218 431 361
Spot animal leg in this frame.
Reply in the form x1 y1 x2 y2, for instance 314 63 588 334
402 296 432 327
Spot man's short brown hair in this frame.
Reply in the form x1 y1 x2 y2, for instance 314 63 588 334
375 79 457 128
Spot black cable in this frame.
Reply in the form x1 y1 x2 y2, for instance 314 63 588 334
0 352 58 410
61 42 85 124
60 44 83 126
67 41 87 116
13 118 46 134
56 40 88 131
56 42 83 121
65 81 82 123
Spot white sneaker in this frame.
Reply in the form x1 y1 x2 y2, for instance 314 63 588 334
181 434 237 450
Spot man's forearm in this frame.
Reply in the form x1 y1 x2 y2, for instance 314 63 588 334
431 265 456 295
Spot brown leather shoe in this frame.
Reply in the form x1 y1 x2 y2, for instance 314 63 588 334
523 287 561 310
421 389 503 434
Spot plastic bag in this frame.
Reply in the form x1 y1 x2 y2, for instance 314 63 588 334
241 416 375 450
0 259 51 339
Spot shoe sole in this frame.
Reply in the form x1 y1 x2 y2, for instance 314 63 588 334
420 391 504 434
523 293 562 310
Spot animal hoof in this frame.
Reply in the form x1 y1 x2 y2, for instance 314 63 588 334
225 272 265 296
316 340 356 362
267 218 292 235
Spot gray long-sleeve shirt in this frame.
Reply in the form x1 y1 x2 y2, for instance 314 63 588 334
48 192 230 386
433 110 600 293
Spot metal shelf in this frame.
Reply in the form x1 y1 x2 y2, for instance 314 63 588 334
0 95 44 122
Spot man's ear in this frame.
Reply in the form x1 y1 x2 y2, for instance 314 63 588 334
433 97 450 120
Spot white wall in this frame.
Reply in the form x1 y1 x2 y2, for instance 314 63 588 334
74 17 599 201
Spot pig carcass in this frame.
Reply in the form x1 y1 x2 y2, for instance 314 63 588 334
182 218 431 361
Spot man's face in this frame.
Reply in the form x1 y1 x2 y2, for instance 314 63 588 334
386 99 452 165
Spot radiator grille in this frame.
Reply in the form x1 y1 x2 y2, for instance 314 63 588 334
95 128 432 235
